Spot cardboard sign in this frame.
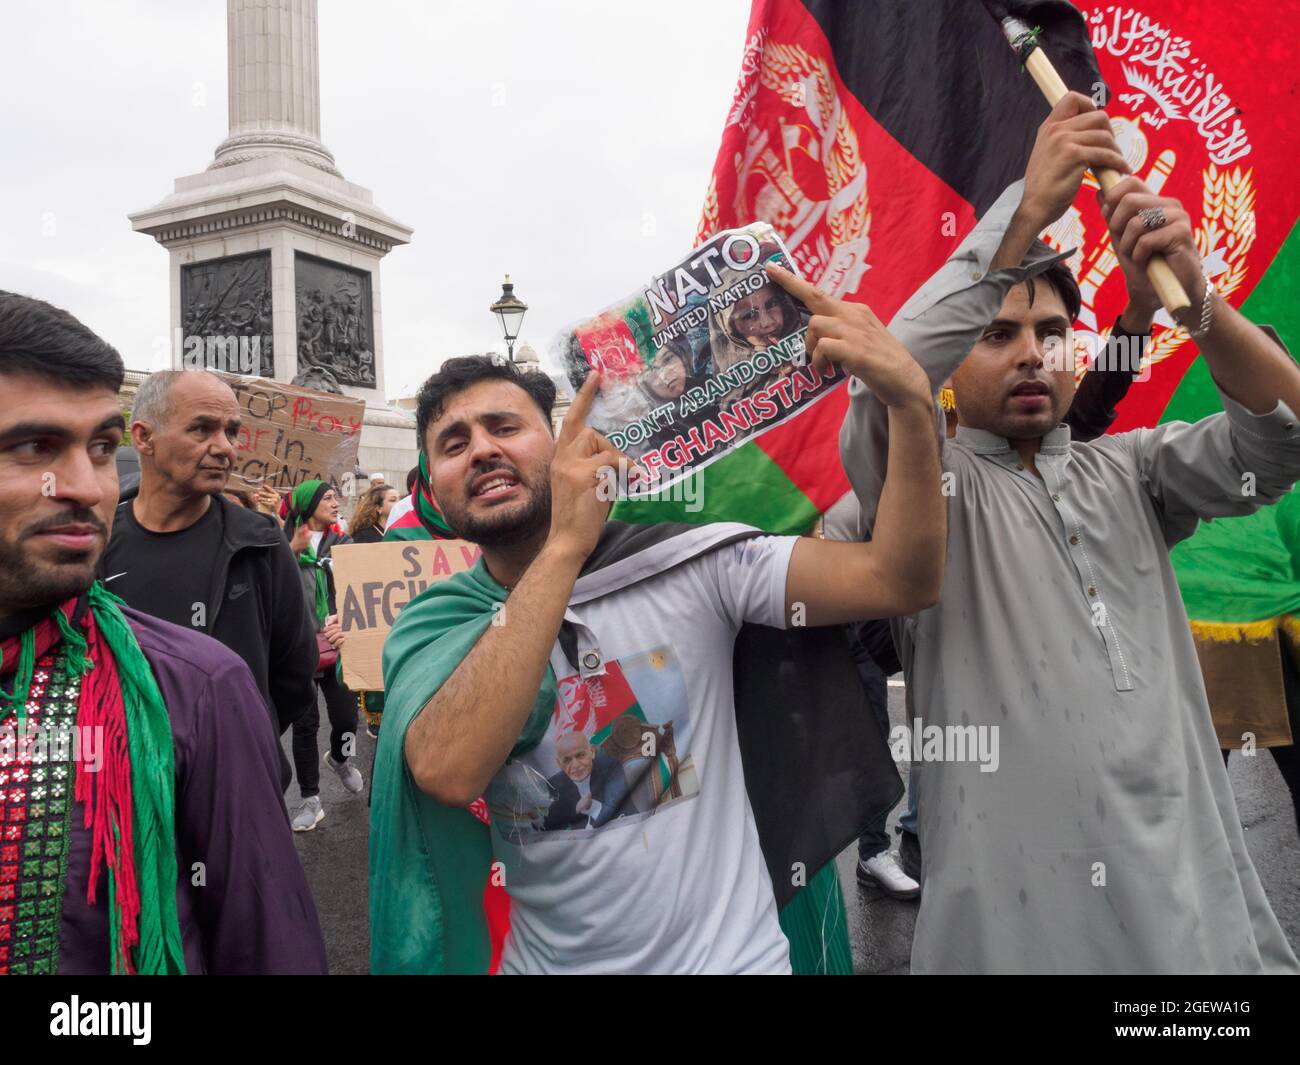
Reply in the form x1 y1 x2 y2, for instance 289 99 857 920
214 373 365 491
331 540 482 691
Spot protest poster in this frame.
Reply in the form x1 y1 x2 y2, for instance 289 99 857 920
331 539 482 691
213 372 365 492
551 222 843 491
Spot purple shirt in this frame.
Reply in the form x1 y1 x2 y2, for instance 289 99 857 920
54 607 327 974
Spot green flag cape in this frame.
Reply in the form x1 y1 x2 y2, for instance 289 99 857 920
370 521 897 973
371 556 545 974
1165 222 1300 640
1173 492 1300 640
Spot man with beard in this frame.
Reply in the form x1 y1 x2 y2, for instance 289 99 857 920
826 92 1300 973
372 308 945 972
101 370 317 788
825 287 1156 899
0 291 326 974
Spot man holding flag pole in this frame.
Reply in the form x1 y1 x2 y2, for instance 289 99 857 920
820 82 1300 972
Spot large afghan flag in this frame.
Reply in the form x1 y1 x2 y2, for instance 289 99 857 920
615 0 1103 533
617 0 1300 543
1103 5 1300 652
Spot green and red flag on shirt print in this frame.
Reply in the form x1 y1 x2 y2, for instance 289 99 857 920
555 661 637 737
630 0 1299 539
555 662 678 792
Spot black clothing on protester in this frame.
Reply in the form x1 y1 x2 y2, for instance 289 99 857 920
100 501 222 629
350 524 384 544
294 667 360 798
288 522 361 797
1223 642 1300 840
102 491 318 735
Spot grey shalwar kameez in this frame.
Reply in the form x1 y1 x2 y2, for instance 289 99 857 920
840 180 1300 974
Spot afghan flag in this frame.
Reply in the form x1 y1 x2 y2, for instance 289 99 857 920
607 0 1104 973
615 0 1104 534
1121 5 1300 735
650 0 1300 702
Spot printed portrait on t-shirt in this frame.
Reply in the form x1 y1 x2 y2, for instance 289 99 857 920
485 646 700 843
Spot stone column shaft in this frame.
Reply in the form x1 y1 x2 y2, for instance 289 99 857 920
212 0 338 174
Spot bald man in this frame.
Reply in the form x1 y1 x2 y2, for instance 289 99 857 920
101 371 317 781
542 732 633 831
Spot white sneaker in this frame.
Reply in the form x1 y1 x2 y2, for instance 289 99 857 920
292 796 324 832
324 750 364 794
857 849 921 899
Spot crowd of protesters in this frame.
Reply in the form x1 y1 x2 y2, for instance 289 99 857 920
2 93 1299 976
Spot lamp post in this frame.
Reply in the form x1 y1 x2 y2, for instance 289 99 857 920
489 275 528 362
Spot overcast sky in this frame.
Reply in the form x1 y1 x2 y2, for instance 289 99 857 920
1 0 750 399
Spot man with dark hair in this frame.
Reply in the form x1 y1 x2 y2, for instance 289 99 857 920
380 361 542 542
0 291 326 973
830 93 1300 973
827 256 1146 898
372 309 948 972
414 354 558 448
101 369 318 790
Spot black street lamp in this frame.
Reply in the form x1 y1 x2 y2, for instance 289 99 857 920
489 275 528 362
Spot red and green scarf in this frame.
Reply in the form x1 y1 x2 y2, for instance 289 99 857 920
0 583 185 975
385 453 454 542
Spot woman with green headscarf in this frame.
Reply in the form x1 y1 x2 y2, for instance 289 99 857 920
285 479 365 831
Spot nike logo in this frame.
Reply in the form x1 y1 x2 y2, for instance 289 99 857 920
103 572 127 583
228 583 250 601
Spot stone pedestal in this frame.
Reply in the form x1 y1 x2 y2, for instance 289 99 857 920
128 0 412 414
356 406 419 491
130 153 410 404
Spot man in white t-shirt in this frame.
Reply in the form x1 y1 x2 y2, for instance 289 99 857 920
378 289 944 973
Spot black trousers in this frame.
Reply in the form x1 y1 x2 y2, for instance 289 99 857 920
1222 644 1300 840
292 667 359 799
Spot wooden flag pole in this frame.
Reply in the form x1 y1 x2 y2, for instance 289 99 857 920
1000 17 1192 317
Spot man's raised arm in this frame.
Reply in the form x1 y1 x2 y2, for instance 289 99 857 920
1097 174 1300 542
839 92 1129 533
766 267 944 625
403 375 622 806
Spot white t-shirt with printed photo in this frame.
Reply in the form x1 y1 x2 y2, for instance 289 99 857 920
484 534 798 974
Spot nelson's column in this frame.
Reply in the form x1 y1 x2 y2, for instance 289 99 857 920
129 0 417 487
